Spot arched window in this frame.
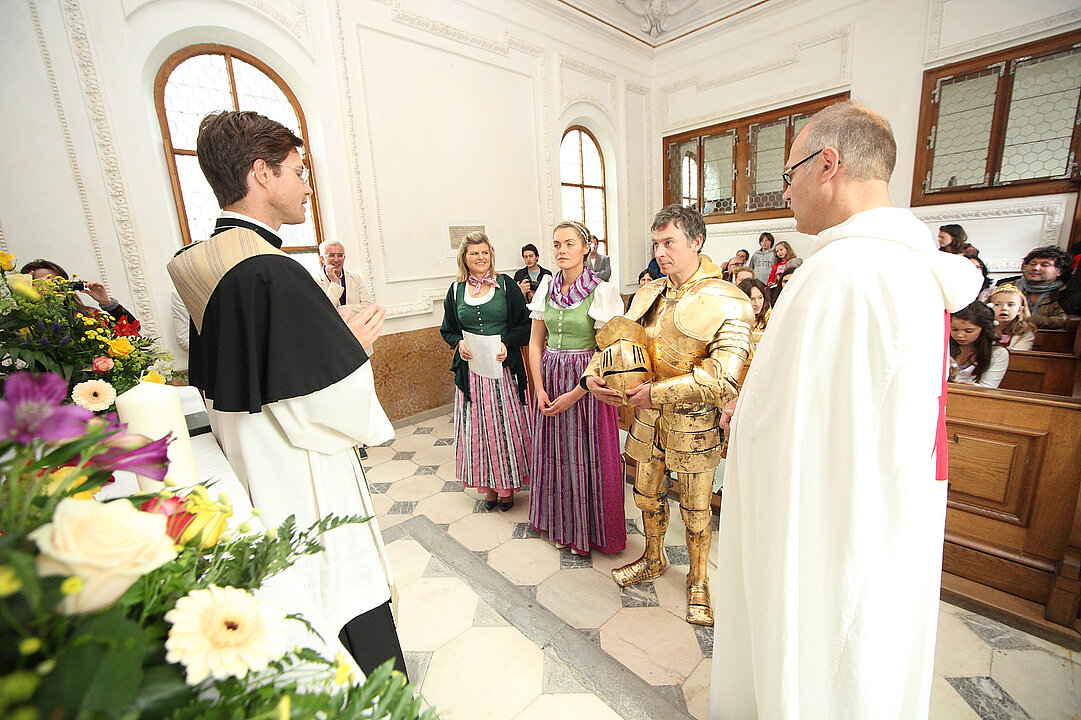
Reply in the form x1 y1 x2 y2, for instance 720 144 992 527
154 45 323 252
559 126 608 254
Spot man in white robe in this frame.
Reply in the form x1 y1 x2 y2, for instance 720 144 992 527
168 110 403 675
710 102 981 719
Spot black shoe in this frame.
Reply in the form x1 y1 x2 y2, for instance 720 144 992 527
484 499 498 511
498 498 514 512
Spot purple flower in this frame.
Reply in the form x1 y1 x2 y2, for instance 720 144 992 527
0 372 93 444
91 433 173 481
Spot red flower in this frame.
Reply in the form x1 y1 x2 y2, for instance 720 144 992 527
141 495 195 543
113 317 141 337
92 356 115 373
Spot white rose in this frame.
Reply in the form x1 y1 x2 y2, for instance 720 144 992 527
29 498 178 614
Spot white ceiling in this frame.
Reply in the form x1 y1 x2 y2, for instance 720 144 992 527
551 0 774 47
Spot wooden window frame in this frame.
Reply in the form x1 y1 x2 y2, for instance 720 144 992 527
560 126 609 255
662 93 848 224
911 29 1081 207
153 44 325 251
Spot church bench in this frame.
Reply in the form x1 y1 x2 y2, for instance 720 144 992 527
942 383 1081 646
998 349 1080 397
1031 316 1079 354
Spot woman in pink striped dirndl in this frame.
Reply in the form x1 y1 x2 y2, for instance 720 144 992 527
527 221 625 555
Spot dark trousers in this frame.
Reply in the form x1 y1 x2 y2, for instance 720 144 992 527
338 600 408 680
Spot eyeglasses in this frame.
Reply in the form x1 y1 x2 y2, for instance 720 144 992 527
781 149 823 186
280 164 310 184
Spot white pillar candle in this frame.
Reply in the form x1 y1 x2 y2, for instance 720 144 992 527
114 381 200 491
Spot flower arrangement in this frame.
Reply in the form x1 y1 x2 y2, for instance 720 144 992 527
0 372 435 719
0 256 172 412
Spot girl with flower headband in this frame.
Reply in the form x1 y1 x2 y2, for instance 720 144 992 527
440 231 532 511
950 301 1009 388
989 283 1037 350
526 220 625 556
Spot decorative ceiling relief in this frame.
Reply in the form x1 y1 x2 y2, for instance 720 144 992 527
555 0 775 46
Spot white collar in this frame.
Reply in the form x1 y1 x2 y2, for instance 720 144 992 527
220 210 281 238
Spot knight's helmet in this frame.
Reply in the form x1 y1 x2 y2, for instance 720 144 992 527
595 316 652 401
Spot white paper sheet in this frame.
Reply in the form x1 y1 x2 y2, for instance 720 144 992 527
462 330 503 379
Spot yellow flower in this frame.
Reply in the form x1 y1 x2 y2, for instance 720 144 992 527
106 337 134 358
0 251 15 272
41 467 97 500
179 486 233 548
277 695 291 720
333 652 355 685
6 273 40 301
143 371 166 384
60 577 84 596
17 327 30 338
0 566 22 597
18 638 42 656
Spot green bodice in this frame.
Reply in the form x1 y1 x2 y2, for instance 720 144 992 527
456 282 508 336
544 292 597 350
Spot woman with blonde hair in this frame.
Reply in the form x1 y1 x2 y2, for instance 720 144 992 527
440 232 532 510
526 221 625 555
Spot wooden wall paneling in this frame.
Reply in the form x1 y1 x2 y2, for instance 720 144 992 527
998 350 1079 396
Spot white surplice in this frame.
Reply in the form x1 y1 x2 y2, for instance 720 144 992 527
207 362 395 646
710 208 982 719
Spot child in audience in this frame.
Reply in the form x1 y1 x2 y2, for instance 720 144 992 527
950 301 1009 388
738 278 772 357
989 284 1037 350
638 268 657 286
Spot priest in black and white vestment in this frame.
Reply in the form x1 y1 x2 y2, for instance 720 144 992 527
168 109 405 676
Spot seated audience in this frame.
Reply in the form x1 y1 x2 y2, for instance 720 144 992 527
20 258 136 324
989 283 1036 351
737 278 771 357
938 224 969 254
721 249 750 280
750 232 775 283
513 243 552 303
766 241 797 292
1059 266 1081 315
733 267 755 287
950 301 1008 388
775 265 799 298
638 268 657 286
646 256 665 279
968 254 992 302
998 245 1071 329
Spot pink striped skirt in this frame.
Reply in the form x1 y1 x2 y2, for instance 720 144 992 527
453 366 531 497
528 348 625 554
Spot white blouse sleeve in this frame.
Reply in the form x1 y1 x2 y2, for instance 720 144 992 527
588 282 624 328
527 275 551 320
975 345 1010 388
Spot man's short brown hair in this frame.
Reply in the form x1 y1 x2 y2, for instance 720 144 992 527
196 111 304 208
651 204 707 251
801 101 896 182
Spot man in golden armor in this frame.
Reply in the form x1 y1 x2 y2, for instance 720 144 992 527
584 204 753 626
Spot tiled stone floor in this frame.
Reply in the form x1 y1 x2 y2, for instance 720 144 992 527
371 411 1081 720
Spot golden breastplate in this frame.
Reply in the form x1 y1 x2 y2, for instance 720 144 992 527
643 297 710 382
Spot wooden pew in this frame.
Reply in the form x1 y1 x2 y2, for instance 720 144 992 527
1032 316 1079 354
999 349 1080 397
942 383 1081 646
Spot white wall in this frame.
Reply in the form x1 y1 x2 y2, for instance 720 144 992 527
1 0 1078 365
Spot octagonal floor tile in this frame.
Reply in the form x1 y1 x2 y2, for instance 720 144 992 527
365 460 420 483
434 460 460 482
385 537 432 590
536 568 622 629
599 606 702 685
392 432 439 453
386 475 444 502
929 676 981 720
369 492 393 518
361 444 397 467
991 643 1081 720
448 511 515 552
414 491 477 525
932 610 993 679
396 577 478 652
682 657 711 719
514 693 623 720
488 538 561 586
653 563 691 619
423 626 543 720
411 443 455 466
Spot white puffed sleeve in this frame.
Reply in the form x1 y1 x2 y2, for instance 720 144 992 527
588 282 624 328
527 275 552 320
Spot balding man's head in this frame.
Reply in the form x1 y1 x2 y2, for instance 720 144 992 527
798 101 896 183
